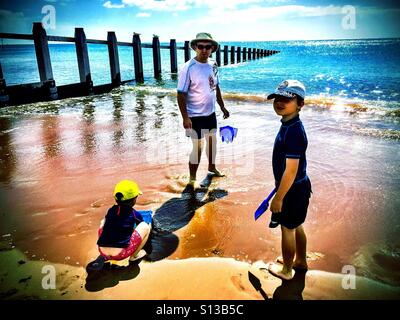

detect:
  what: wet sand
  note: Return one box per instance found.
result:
[1,87,400,299]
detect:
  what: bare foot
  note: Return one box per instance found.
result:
[268,262,294,280]
[187,179,201,189]
[208,168,225,177]
[129,249,147,262]
[276,256,308,270]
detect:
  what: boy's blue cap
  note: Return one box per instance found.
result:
[267,80,306,100]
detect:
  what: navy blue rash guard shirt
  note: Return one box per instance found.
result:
[272,115,308,185]
[97,205,143,248]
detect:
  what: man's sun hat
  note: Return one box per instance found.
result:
[114,180,142,201]
[190,32,219,53]
[267,80,306,100]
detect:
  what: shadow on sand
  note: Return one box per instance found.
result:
[144,173,228,261]
[248,269,307,300]
[85,256,142,292]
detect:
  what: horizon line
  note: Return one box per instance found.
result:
[1,36,399,46]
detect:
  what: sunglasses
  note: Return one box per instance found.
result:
[197,44,213,50]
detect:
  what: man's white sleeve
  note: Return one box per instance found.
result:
[177,64,190,93]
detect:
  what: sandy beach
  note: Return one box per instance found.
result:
[1,89,400,299]
[1,244,399,300]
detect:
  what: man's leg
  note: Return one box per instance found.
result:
[206,131,216,171]
[206,130,225,176]
[294,224,308,269]
[189,136,204,181]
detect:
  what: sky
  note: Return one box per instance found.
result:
[0,0,399,42]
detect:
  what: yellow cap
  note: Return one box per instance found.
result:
[113,180,142,201]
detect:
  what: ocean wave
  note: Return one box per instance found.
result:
[352,127,400,141]
[126,85,400,120]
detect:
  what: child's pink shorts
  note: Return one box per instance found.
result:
[97,227,142,261]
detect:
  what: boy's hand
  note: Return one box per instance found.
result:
[221,106,230,119]
[270,196,283,213]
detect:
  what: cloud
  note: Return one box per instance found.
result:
[0,9,24,19]
[121,0,264,11]
[44,0,76,4]
[0,9,27,33]
[184,4,345,26]
[103,1,126,9]
[136,12,151,18]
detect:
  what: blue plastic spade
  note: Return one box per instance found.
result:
[254,188,277,220]
[138,210,153,224]
[220,125,238,143]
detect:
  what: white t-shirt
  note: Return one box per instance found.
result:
[177,58,220,117]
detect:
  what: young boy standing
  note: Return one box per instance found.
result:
[266,80,312,281]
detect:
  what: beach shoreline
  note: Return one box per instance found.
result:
[1,248,399,300]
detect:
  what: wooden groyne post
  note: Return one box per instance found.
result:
[132,33,144,83]
[152,35,161,79]
[107,31,121,87]
[184,41,191,62]
[0,22,281,107]
[75,27,93,94]
[170,39,178,73]
[216,45,221,66]
[0,63,9,104]
[223,45,228,65]
[32,22,58,100]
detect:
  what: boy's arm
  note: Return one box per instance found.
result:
[99,218,105,228]
[177,92,192,129]
[216,85,229,119]
[270,158,299,213]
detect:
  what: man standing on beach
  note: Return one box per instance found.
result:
[177,32,230,187]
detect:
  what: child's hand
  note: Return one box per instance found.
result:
[270,196,283,213]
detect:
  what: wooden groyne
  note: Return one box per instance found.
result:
[0,22,280,107]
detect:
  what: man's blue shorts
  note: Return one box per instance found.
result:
[186,112,217,139]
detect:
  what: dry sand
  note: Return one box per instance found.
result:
[1,248,399,300]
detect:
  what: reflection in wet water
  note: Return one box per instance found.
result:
[0,117,16,185]
[154,95,164,130]
[81,102,97,155]
[111,94,124,150]
[134,93,147,143]
[42,116,62,159]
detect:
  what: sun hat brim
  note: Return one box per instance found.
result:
[190,39,219,53]
[267,90,298,100]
